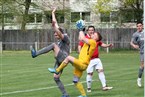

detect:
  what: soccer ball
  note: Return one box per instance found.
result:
[76,19,85,30]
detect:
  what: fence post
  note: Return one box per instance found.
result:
[106,31,109,53]
[35,42,38,51]
[0,42,2,53]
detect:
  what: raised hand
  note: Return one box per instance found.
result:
[52,7,57,13]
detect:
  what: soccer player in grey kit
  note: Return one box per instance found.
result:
[130,21,144,87]
[31,7,70,97]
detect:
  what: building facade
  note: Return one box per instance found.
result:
[0,0,137,30]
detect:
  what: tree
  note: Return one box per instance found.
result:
[21,0,31,31]
[119,0,143,22]
[0,0,16,29]
[93,0,112,14]
[0,0,33,31]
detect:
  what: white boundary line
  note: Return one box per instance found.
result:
[0,81,86,96]
[0,79,136,96]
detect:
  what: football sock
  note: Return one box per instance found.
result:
[36,43,54,56]
[56,62,67,72]
[86,74,92,89]
[138,67,144,78]
[75,82,86,96]
[54,77,68,95]
[98,72,106,87]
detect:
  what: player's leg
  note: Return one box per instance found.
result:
[54,73,69,97]
[48,56,78,73]
[137,53,144,87]
[86,73,93,92]
[73,72,87,97]
[49,52,70,96]
[86,59,96,92]
[30,43,60,58]
[96,58,113,91]
[48,56,87,74]
[53,61,69,97]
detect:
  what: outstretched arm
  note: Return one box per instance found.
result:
[101,43,113,48]
[52,7,64,39]
[79,31,89,44]
[130,41,139,49]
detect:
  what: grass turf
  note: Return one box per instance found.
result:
[0,51,144,97]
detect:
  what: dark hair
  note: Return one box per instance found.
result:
[58,27,64,34]
[136,21,143,25]
[87,25,95,31]
[95,32,102,41]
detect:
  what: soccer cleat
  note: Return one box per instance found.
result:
[77,95,87,97]
[61,95,70,97]
[48,68,59,74]
[30,46,37,58]
[87,88,91,92]
[102,86,113,91]
[137,78,142,87]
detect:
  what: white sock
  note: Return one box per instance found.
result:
[98,72,106,87]
[86,74,92,89]
[138,78,141,81]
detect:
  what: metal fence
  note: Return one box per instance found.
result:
[0,28,136,51]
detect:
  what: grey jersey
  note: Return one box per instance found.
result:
[57,34,70,55]
[131,31,144,54]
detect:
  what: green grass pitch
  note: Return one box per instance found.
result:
[0,51,144,97]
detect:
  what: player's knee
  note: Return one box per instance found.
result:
[51,43,56,46]
[87,74,92,82]
[73,76,79,83]
[64,56,72,63]
[54,77,60,81]
[73,80,78,83]
[97,69,104,73]
[87,72,93,76]
[141,62,144,68]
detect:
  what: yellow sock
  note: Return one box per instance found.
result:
[56,62,67,72]
[75,82,86,96]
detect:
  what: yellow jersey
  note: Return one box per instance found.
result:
[79,39,96,65]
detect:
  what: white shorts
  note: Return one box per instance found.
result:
[87,58,103,73]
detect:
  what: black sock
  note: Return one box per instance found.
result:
[138,67,144,78]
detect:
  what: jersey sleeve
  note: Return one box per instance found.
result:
[79,41,84,47]
[98,41,103,46]
[131,33,138,44]
[62,34,70,44]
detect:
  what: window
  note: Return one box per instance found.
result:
[56,11,64,23]
[120,9,142,23]
[4,13,14,23]
[36,13,42,23]
[71,12,80,22]
[27,13,42,23]
[82,12,90,22]
[110,11,118,22]
[0,14,2,23]
[27,14,35,23]
[100,11,118,22]
[45,10,64,23]
[44,11,52,23]
[71,12,90,22]
[100,13,110,22]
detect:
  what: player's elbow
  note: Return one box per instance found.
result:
[79,37,85,41]
[130,41,133,46]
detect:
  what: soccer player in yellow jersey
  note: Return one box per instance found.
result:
[48,25,102,97]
